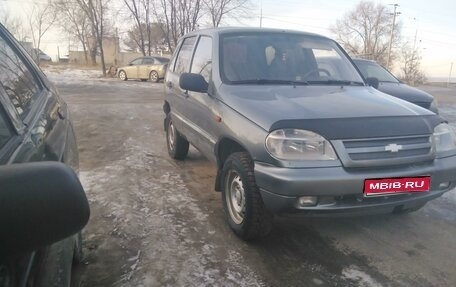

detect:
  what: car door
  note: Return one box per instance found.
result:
[125,57,142,79]
[0,24,78,285]
[185,35,217,161]
[165,36,199,145]
[0,31,74,167]
[140,57,155,79]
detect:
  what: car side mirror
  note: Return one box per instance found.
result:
[128,63,133,66]
[179,73,208,93]
[366,77,379,89]
[0,162,90,259]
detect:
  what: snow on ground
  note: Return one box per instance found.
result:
[72,97,264,286]
[342,266,383,287]
[42,66,153,88]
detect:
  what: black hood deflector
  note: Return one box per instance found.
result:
[270,115,443,140]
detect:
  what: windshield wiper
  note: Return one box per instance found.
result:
[307,80,365,86]
[229,79,309,86]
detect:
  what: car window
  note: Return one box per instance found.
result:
[174,36,197,74]
[130,58,142,65]
[190,36,212,82]
[221,32,363,84]
[354,60,399,83]
[143,58,155,65]
[0,34,41,119]
[0,106,14,149]
[156,57,169,64]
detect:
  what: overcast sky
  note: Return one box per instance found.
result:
[1,0,455,78]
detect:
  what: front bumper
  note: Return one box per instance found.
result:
[254,156,456,216]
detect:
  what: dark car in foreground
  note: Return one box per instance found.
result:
[353,58,438,112]
[163,27,456,240]
[0,24,89,286]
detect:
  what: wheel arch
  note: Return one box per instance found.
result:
[163,101,171,131]
[214,137,251,191]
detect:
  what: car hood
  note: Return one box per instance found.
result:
[377,82,434,103]
[218,84,441,140]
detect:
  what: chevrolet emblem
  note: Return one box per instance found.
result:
[385,143,403,153]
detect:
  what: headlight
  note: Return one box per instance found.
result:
[265,129,337,161]
[429,99,439,113]
[433,123,456,153]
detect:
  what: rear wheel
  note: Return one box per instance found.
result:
[118,70,127,81]
[166,116,189,160]
[222,152,272,240]
[149,70,159,83]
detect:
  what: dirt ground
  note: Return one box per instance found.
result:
[45,67,456,287]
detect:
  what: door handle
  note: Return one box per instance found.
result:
[166,81,173,88]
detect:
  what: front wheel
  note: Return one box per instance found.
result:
[149,70,159,83]
[222,152,272,240]
[166,116,189,160]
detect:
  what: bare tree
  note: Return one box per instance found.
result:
[400,43,426,86]
[142,0,153,55]
[124,22,165,54]
[27,1,57,63]
[54,0,92,64]
[330,1,401,66]
[123,0,147,55]
[0,8,30,41]
[203,0,251,27]
[153,0,202,52]
[76,0,110,76]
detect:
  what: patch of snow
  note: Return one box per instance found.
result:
[342,265,383,287]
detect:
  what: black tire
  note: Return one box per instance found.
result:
[221,152,273,240]
[149,70,159,83]
[166,116,189,160]
[118,70,128,81]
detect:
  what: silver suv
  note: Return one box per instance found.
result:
[163,28,456,240]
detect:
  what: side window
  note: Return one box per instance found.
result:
[131,58,142,65]
[174,36,196,74]
[0,34,41,119]
[190,36,212,82]
[0,106,14,149]
[143,58,154,65]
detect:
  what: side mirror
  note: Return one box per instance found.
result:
[0,162,90,259]
[128,63,134,66]
[179,73,208,93]
[366,77,379,89]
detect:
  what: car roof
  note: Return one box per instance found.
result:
[182,27,332,41]
[352,58,378,64]
[140,56,169,61]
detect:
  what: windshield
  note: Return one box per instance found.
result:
[220,32,364,85]
[354,60,399,83]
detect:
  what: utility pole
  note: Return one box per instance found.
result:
[386,4,400,69]
[259,0,263,28]
[412,17,419,51]
[448,62,453,87]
